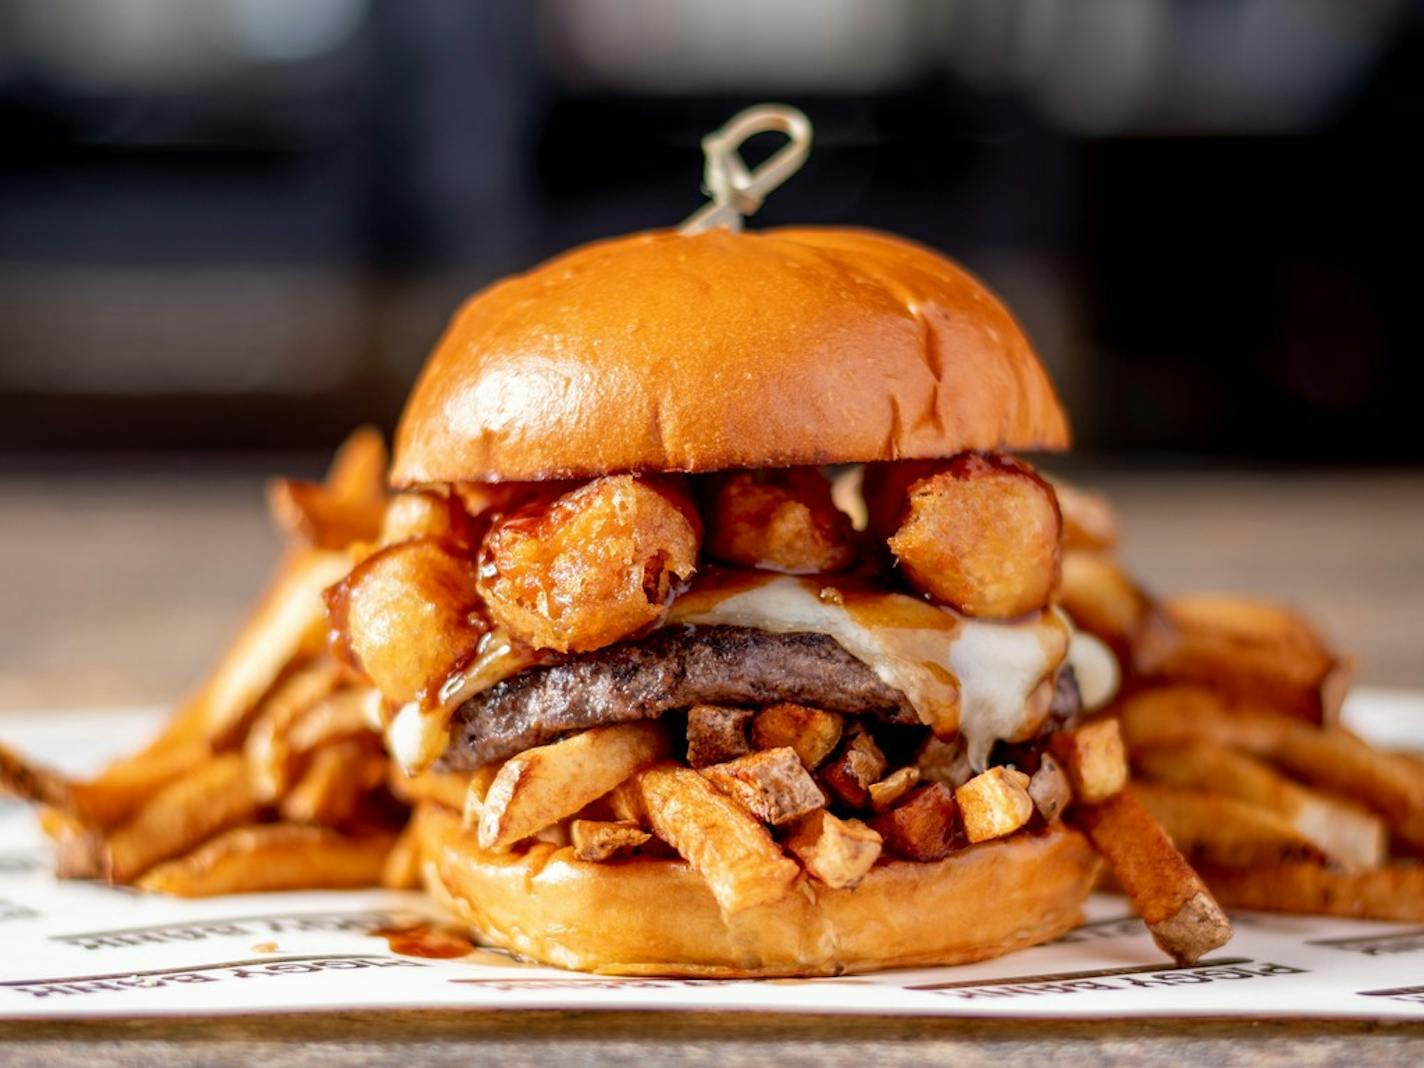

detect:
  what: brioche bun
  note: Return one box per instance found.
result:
[413,803,1099,977]
[392,227,1068,486]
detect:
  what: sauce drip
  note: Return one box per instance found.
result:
[370,923,478,960]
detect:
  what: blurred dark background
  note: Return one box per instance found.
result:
[1,0,1421,464]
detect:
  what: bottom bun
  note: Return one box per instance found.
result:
[412,804,1101,977]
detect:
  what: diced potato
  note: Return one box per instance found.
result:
[1049,718,1128,803]
[785,809,882,889]
[820,728,887,809]
[685,704,753,768]
[1028,753,1071,822]
[699,747,825,826]
[751,704,843,769]
[571,819,651,862]
[868,766,920,813]
[955,767,1034,843]
[869,783,961,861]
[915,735,973,789]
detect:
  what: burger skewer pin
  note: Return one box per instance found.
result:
[680,104,812,235]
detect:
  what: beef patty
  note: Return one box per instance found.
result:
[440,625,915,770]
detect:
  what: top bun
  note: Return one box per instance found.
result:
[391,226,1069,486]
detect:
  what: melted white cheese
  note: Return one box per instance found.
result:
[670,574,1070,769]
[383,632,535,774]
[1067,630,1120,711]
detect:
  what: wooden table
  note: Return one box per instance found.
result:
[1,460,1422,1064]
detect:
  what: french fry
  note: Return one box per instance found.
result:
[1132,782,1329,868]
[70,739,215,829]
[685,704,753,768]
[873,454,1061,619]
[1133,593,1350,724]
[478,475,701,653]
[390,765,493,811]
[1049,718,1128,803]
[136,824,395,897]
[869,783,961,861]
[704,469,855,574]
[1119,687,1424,849]
[476,723,669,850]
[635,763,800,912]
[4,732,208,831]
[1057,550,1155,661]
[1,743,75,812]
[266,427,387,550]
[243,663,344,802]
[1049,478,1119,551]
[279,739,387,826]
[784,809,882,889]
[1196,861,1424,923]
[956,767,1034,843]
[604,777,647,825]
[163,546,352,749]
[1028,754,1071,822]
[38,806,102,879]
[570,819,651,862]
[868,766,920,813]
[751,703,843,770]
[820,727,887,809]
[104,754,261,884]
[699,747,825,826]
[1133,742,1387,871]
[380,822,423,890]
[1074,791,1232,965]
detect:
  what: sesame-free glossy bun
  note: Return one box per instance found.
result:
[413,804,1099,977]
[391,227,1069,486]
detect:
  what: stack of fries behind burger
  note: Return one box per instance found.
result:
[1057,494,1424,921]
[5,206,1418,975]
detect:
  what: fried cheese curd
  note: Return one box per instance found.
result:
[703,468,857,574]
[477,475,702,654]
[864,453,1062,619]
[333,455,1063,717]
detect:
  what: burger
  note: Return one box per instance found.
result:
[317,221,1190,977]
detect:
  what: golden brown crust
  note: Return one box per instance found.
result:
[412,803,1099,977]
[392,227,1069,486]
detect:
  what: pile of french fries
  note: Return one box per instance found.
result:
[0,430,406,896]
[1055,481,1424,922]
